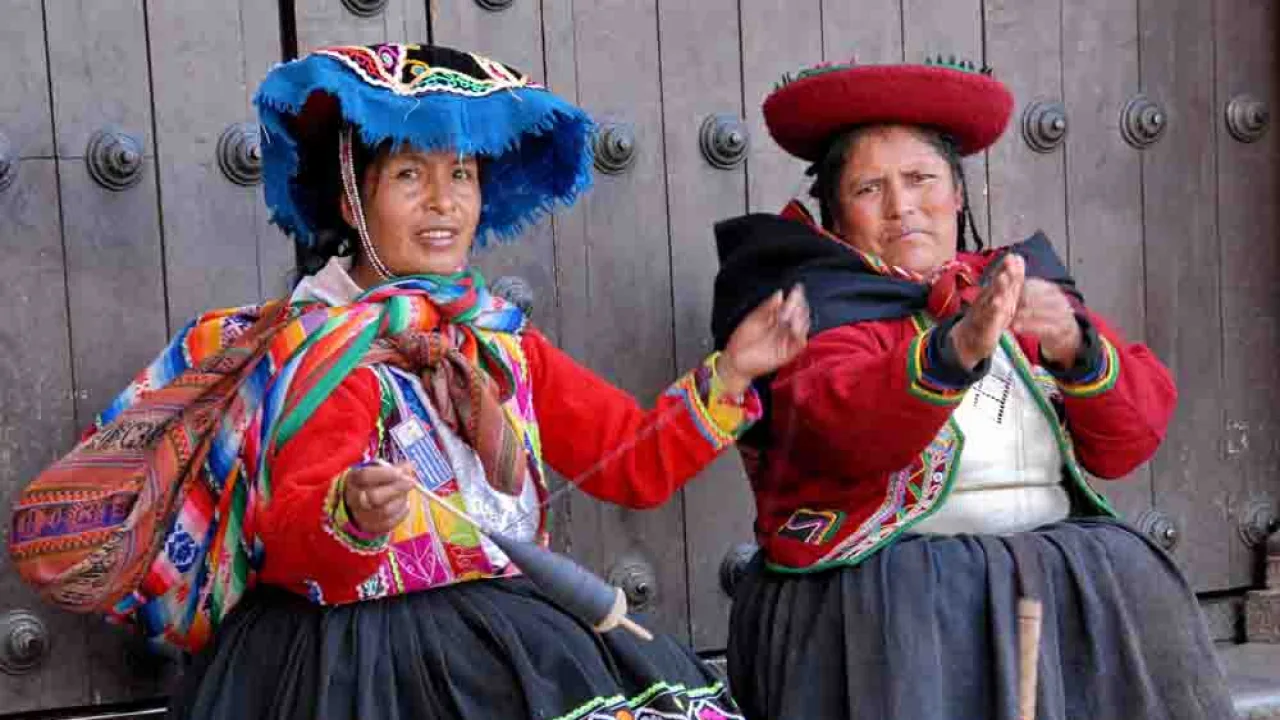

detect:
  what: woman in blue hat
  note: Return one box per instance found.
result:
[13,43,808,720]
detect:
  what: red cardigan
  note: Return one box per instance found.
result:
[750,277,1177,571]
[255,329,758,601]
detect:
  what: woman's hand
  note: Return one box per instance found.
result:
[951,254,1025,370]
[1011,278,1083,366]
[719,285,811,396]
[343,462,417,535]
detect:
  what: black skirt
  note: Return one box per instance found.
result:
[168,577,740,720]
[727,518,1236,720]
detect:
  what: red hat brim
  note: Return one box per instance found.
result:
[763,64,1014,161]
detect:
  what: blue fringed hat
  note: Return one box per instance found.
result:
[254,43,594,248]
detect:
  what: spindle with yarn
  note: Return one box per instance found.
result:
[372,460,653,641]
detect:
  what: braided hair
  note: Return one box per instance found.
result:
[807,125,985,252]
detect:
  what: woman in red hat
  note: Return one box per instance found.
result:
[711,59,1235,719]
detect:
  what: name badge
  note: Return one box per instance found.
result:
[390,418,454,490]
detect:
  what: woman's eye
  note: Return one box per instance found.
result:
[396,167,420,181]
[452,166,474,181]
[853,184,877,197]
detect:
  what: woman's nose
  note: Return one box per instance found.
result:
[883,181,912,219]
[423,175,457,212]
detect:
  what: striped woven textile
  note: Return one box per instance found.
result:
[9,271,528,653]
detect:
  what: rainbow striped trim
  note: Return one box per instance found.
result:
[663,354,763,449]
[1058,335,1120,398]
[906,329,967,406]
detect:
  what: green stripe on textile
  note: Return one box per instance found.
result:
[386,296,409,334]
[275,311,383,448]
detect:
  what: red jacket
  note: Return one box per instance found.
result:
[748,267,1177,571]
[257,329,759,602]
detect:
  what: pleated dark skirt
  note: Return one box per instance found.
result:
[727,518,1236,720]
[168,577,740,720]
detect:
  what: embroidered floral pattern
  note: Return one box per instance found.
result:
[551,681,743,720]
[817,420,962,565]
[317,43,537,97]
[164,526,200,573]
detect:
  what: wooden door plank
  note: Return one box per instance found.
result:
[539,0,591,559]
[1138,0,1228,591]
[43,0,175,704]
[242,2,295,300]
[1062,0,1152,520]
[657,0,749,651]
[1216,0,1280,589]
[740,0,822,213]
[43,0,154,163]
[432,1,561,344]
[902,0,989,243]
[822,0,903,65]
[147,0,285,329]
[44,0,169,433]
[550,0,689,642]
[0,153,90,711]
[983,0,1068,252]
[295,0,428,54]
[0,0,55,158]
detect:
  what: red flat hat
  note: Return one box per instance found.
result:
[764,61,1014,161]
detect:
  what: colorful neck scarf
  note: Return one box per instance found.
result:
[257,270,528,497]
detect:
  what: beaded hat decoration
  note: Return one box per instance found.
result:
[254,43,595,248]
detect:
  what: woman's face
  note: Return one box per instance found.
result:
[832,125,963,275]
[344,146,481,277]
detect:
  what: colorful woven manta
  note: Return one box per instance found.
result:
[9,271,530,652]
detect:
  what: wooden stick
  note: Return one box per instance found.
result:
[617,616,654,642]
[1017,597,1043,720]
[373,459,486,528]
[410,481,483,528]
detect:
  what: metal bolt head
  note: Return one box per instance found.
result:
[1121,94,1167,149]
[1226,94,1270,143]
[217,122,263,186]
[606,556,658,610]
[700,114,751,169]
[115,146,141,170]
[593,122,638,175]
[0,610,48,675]
[86,128,145,191]
[340,0,387,17]
[719,542,759,597]
[1021,100,1068,153]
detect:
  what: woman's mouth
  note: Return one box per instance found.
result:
[416,229,457,249]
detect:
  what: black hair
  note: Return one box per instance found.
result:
[291,128,389,281]
[807,125,985,252]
